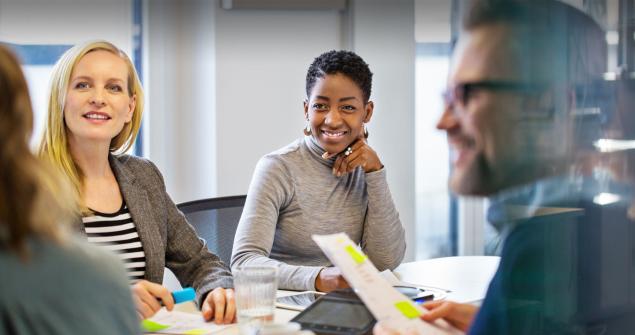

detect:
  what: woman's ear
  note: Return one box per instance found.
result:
[303,100,309,120]
[364,101,374,123]
[126,95,136,123]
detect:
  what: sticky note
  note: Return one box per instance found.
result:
[345,245,367,264]
[395,301,421,319]
[141,319,170,332]
[183,330,208,335]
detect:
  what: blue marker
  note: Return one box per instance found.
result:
[161,287,196,306]
[172,287,196,304]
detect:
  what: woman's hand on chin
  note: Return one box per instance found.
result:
[331,136,383,177]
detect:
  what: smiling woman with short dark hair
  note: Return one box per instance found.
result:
[231,50,406,292]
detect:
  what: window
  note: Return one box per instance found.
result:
[5,44,70,148]
[414,43,454,259]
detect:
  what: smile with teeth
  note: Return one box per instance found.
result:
[321,130,347,138]
[83,112,111,120]
[452,142,471,151]
[449,135,476,151]
[450,138,477,166]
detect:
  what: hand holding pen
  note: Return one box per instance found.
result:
[322,132,383,176]
[132,280,176,320]
[133,282,235,324]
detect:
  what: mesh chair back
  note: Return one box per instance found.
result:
[177,195,247,266]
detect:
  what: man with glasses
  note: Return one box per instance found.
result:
[376,0,635,334]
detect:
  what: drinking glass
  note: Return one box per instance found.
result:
[234,265,278,330]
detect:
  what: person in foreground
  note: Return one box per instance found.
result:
[39,40,235,323]
[0,45,139,334]
[232,50,406,292]
[376,0,635,334]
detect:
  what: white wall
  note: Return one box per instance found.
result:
[415,0,452,43]
[145,0,218,202]
[146,2,346,202]
[0,0,132,53]
[351,0,416,261]
[214,7,343,197]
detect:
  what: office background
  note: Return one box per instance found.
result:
[0,0,607,262]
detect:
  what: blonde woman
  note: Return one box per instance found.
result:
[39,40,235,323]
[0,45,138,334]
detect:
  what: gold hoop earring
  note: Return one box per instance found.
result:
[303,121,312,136]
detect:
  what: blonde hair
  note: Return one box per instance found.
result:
[39,40,144,204]
[0,45,76,256]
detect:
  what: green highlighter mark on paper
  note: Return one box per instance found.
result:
[141,319,170,332]
[345,245,367,264]
[395,301,421,319]
[183,330,208,335]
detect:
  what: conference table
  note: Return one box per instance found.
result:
[394,256,500,304]
[156,256,500,334]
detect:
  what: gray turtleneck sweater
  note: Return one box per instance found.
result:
[231,136,406,291]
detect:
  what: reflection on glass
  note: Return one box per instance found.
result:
[435,0,635,333]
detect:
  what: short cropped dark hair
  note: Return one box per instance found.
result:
[305,50,373,103]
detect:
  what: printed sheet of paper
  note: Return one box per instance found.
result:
[312,233,464,335]
[141,309,233,334]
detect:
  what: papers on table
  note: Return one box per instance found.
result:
[141,309,233,334]
[312,233,464,335]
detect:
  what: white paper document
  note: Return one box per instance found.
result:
[312,233,464,335]
[142,309,233,334]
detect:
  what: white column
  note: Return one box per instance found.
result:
[145,0,217,202]
[458,197,486,255]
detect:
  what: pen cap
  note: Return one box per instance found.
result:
[172,287,196,304]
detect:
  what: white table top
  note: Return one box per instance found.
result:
[394,256,500,304]
[155,256,500,333]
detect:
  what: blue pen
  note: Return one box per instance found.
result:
[413,292,434,304]
[160,287,196,306]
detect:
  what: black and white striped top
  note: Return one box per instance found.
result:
[83,202,146,282]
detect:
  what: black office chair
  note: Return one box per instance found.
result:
[177,195,247,266]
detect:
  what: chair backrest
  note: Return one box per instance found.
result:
[177,195,247,266]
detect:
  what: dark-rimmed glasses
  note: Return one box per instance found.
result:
[443,80,547,115]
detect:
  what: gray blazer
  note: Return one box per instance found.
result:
[74,154,233,305]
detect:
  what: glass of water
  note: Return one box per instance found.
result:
[234,265,278,329]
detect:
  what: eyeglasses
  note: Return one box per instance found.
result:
[443,80,547,115]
